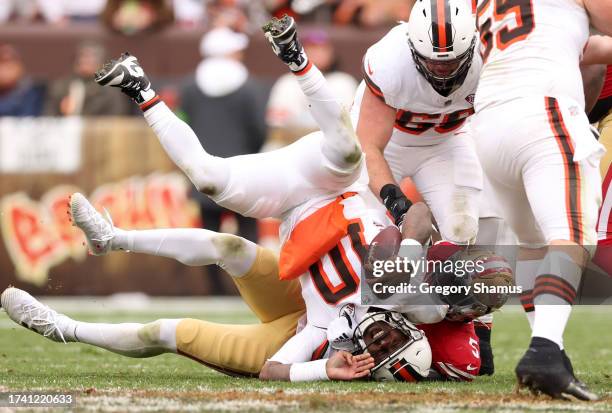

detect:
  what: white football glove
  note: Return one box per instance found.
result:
[327,304,358,352]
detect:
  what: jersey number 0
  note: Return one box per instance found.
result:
[309,221,368,304]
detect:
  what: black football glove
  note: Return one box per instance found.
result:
[380,184,412,226]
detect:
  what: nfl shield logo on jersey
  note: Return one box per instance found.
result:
[465,94,475,105]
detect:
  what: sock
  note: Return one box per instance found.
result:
[531,251,582,348]
[143,102,229,197]
[112,228,258,277]
[294,64,361,172]
[532,305,571,349]
[515,258,541,329]
[139,93,161,111]
[70,319,181,357]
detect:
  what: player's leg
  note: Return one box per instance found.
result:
[1,287,179,357]
[474,97,601,400]
[520,99,602,346]
[70,193,305,323]
[410,137,482,244]
[95,54,356,219]
[175,310,304,377]
[95,53,230,199]
[1,287,302,376]
[262,15,363,180]
[70,192,258,275]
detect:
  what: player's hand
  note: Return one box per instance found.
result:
[326,351,375,381]
[380,184,412,226]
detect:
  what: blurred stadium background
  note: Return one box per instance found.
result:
[0,0,418,296]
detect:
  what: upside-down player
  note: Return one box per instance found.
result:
[1,16,490,383]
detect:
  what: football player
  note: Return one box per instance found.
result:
[71,14,492,382]
[0,196,454,382]
[91,13,445,350]
[2,191,504,382]
[354,0,483,245]
[0,16,461,383]
[471,0,612,401]
[353,0,511,376]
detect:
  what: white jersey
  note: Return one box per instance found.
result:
[288,190,448,329]
[351,23,482,147]
[296,192,391,328]
[474,0,589,111]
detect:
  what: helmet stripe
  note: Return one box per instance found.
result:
[431,0,453,52]
[391,360,420,382]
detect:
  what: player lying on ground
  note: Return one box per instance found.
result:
[1,191,506,382]
[2,16,503,382]
[8,15,516,383]
[83,14,484,382]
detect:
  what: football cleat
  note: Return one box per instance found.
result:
[94,52,155,104]
[69,193,115,256]
[262,15,309,72]
[515,337,598,401]
[562,349,589,389]
[1,287,75,343]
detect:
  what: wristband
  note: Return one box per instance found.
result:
[289,359,329,382]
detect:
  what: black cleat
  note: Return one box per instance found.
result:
[262,15,309,72]
[475,324,494,376]
[94,53,155,104]
[516,337,598,401]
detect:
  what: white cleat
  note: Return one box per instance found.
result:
[69,192,115,256]
[1,287,74,343]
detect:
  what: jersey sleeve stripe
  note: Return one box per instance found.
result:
[361,56,385,102]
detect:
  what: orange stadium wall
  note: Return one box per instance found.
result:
[0,117,222,296]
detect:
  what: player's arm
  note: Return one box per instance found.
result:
[356,86,396,198]
[582,35,612,65]
[259,352,375,381]
[584,1,612,36]
[581,63,606,113]
[357,87,412,225]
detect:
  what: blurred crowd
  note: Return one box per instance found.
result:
[0,0,411,32]
[0,5,365,289]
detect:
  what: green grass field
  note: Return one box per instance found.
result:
[0,299,610,412]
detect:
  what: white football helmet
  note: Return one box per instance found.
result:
[407,0,477,96]
[353,309,432,382]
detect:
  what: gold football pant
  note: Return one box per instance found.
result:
[175,247,305,376]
